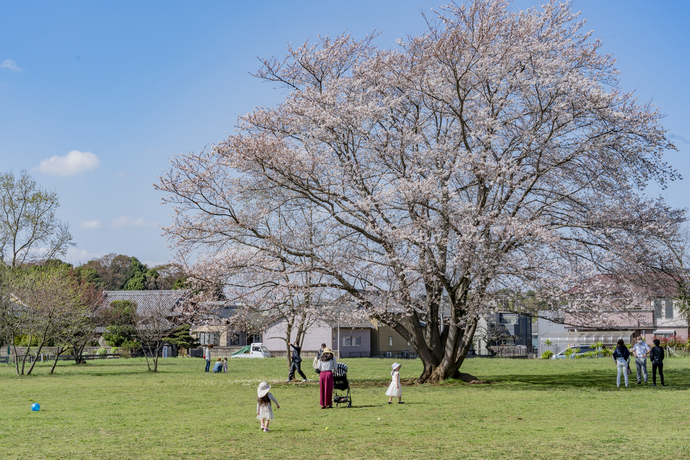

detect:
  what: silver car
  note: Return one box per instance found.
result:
[552,345,596,359]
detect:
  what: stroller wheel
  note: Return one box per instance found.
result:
[347,399,352,408]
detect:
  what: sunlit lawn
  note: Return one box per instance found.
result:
[1,355,689,459]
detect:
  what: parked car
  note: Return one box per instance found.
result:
[230,343,271,358]
[552,345,596,359]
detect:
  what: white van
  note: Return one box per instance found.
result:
[230,343,271,358]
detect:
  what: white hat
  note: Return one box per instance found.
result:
[257,382,271,397]
[391,362,401,370]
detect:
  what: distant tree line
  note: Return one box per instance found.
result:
[78,253,186,291]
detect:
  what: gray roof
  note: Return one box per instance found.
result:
[103,290,189,316]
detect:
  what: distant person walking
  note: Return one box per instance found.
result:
[256,382,280,432]
[632,336,650,385]
[287,341,308,382]
[613,339,631,388]
[204,345,212,373]
[386,362,404,404]
[650,339,666,386]
[314,343,327,375]
[317,347,337,408]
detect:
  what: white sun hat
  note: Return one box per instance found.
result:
[257,382,271,397]
[391,362,401,370]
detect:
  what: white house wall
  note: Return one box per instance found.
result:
[263,319,332,352]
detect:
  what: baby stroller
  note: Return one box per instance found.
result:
[332,362,352,408]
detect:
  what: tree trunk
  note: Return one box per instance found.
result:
[74,340,88,365]
[152,346,159,372]
[50,347,66,375]
[416,316,479,384]
[26,338,48,375]
[12,344,20,376]
[284,322,293,366]
[20,335,34,375]
[143,344,152,371]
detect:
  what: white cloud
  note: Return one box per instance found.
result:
[64,247,104,265]
[143,260,166,268]
[111,216,155,227]
[38,150,101,176]
[1,59,22,71]
[79,220,102,230]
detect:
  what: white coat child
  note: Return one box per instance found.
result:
[386,362,404,404]
[256,382,280,432]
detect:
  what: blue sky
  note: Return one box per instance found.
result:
[1,0,688,267]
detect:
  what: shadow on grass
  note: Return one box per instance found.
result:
[486,366,690,391]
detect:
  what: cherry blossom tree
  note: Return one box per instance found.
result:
[158,0,683,382]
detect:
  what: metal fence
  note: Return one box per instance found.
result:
[467,345,533,359]
[12,353,121,363]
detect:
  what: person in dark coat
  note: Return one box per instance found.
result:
[612,339,630,388]
[650,339,666,386]
[287,341,308,382]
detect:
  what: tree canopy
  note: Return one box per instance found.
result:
[159,0,684,382]
[0,171,74,266]
[80,254,185,291]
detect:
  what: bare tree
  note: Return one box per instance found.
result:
[181,202,331,363]
[0,171,74,267]
[132,291,186,372]
[49,274,104,372]
[7,267,80,375]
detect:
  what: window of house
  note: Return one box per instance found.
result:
[343,336,361,347]
[250,333,261,344]
[389,336,393,347]
[654,299,663,319]
[228,333,240,346]
[500,315,518,324]
[199,332,218,346]
[665,299,674,319]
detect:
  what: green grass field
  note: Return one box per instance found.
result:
[1,356,689,459]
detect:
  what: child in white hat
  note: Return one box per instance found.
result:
[385,363,404,404]
[256,382,280,432]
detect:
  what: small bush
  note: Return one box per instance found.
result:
[541,350,554,359]
[119,348,131,359]
[110,347,119,354]
[97,348,107,356]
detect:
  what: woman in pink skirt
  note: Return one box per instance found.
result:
[317,347,337,408]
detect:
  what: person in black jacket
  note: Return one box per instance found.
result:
[287,341,308,382]
[612,339,631,388]
[650,339,666,386]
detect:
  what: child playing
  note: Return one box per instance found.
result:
[386,362,404,404]
[256,382,280,432]
[222,357,228,373]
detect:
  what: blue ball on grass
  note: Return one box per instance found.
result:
[31,403,40,411]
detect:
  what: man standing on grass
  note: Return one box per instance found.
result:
[204,345,212,373]
[632,337,650,385]
[287,341,308,382]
